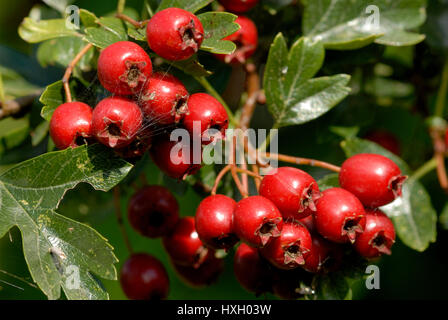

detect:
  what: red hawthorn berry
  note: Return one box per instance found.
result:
[139,72,189,125]
[162,217,208,268]
[150,135,202,180]
[172,251,224,288]
[303,233,334,273]
[339,153,407,208]
[354,209,396,259]
[233,243,273,295]
[233,195,283,248]
[128,185,179,238]
[219,0,259,13]
[92,97,143,149]
[314,188,366,244]
[97,41,152,95]
[299,215,316,233]
[259,167,321,220]
[120,253,169,300]
[215,15,258,64]
[49,102,92,150]
[182,93,229,145]
[195,194,239,250]
[260,221,312,270]
[364,130,401,155]
[146,8,204,61]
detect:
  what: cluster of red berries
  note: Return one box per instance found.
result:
[119,153,405,300]
[120,185,224,300]
[49,5,261,179]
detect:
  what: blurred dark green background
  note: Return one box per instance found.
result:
[1,0,448,300]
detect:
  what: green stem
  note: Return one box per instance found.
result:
[117,0,126,14]
[410,157,437,182]
[194,76,238,126]
[435,58,448,118]
[257,123,278,153]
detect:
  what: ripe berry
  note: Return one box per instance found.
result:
[364,130,400,155]
[92,97,143,148]
[49,102,92,150]
[215,15,258,64]
[183,93,229,145]
[139,72,189,125]
[354,209,396,259]
[147,8,204,61]
[128,185,179,238]
[314,188,366,243]
[120,253,169,300]
[162,217,208,268]
[259,167,321,220]
[339,153,407,208]
[233,196,283,247]
[299,215,316,233]
[150,135,202,179]
[219,0,259,13]
[260,221,312,270]
[234,243,273,295]
[195,195,238,250]
[173,251,224,288]
[233,196,283,248]
[97,41,152,95]
[303,234,334,273]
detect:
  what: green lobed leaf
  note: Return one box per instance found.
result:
[18,18,80,43]
[168,55,213,77]
[42,0,74,14]
[37,37,95,71]
[198,12,239,54]
[317,173,339,191]
[302,0,427,50]
[264,34,351,128]
[0,144,132,299]
[341,137,437,252]
[83,17,128,49]
[315,273,351,300]
[79,9,98,28]
[157,0,214,13]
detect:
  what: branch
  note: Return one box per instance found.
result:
[62,43,93,103]
[113,187,134,253]
[430,128,448,193]
[0,91,42,119]
[265,153,341,173]
[116,13,148,28]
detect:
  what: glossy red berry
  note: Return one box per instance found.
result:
[147,8,204,61]
[339,153,407,208]
[219,0,259,13]
[97,41,152,95]
[299,215,316,233]
[120,253,169,300]
[260,221,312,270]
[259,167,321,220]
[314,188,366,243]
[139,72,189,125]
[354,209,395,259]
[150,136,202,179]
[233,195,283,248]
[92,97,143,148]
[128,185,179,238]
[173,251,224,288]
[195,195,238,250]
[162,217,208,268]
[215,15,258,64]
[183,93,229,145]
[364,130,400,155]
[303,234,333,273]
[233,243,273,295]
[49,102,92,150]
